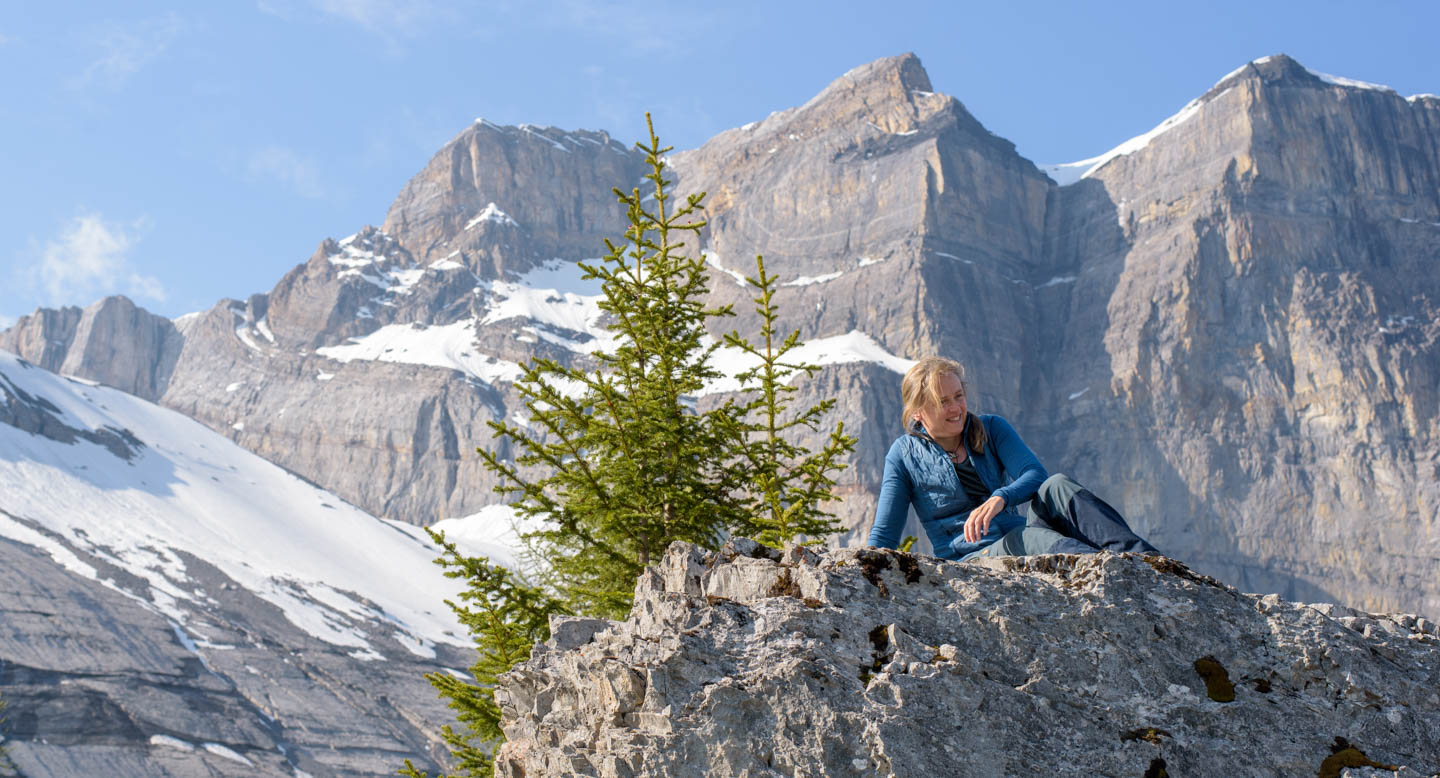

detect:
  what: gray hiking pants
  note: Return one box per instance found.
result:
[968,473,1159,559]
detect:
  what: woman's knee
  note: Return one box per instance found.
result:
[1039,472,1082,501]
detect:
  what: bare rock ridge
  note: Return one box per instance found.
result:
[0,295,183,402]
[382,121,649,270]
[493,539,1440,777]
[2,52,1438,618]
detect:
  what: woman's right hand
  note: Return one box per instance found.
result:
[963,495,1007,543]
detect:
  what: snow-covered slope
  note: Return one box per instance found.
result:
[0,348,471,659]
[315,254,918,393]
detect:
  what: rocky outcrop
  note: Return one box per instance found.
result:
[494,539,1440,777]
[381,121,649,271]
[0,296,183,402]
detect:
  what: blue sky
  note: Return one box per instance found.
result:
[2,1,1437,327]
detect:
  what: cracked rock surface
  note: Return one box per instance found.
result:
[495,539,1440,777]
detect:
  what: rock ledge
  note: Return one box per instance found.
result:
[496,540,1439,777]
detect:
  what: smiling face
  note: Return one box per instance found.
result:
[913,371,967,448]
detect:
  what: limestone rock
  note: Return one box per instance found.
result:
[494,540,1440,777]
[0,296,182,402]
[381,121,648,270]
[1027,54,1440,616]
[673,52,1051,360]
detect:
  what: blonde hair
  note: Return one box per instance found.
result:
[900,356,987,454]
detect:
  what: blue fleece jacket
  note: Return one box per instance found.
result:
[868,413,1048,560]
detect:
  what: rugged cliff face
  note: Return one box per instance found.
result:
[673,54,1050,365]
[667,55,1053,528]
[1027,55,1440,615]
[493,539,1440,777]
[381,122,648,271]
[0,296,184,402]
[2,53,1436,616]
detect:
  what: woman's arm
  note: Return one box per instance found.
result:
[987,415,1049,507]
[867,443,913,549]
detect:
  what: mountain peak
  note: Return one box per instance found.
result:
[380,117,647,268]
[1211,53,1400,98]
[832,51,933,93]
[796,52,934,116]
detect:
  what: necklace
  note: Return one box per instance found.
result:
[917,427,965,463]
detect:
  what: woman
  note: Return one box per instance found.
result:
[868,356,1158,561]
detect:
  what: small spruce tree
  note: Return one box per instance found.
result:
[723,256,857,546]
[405,116,854,778]
[403,114,745,778]
[476,114,747,619]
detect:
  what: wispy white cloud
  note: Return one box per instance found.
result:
[29,213,166,306]
[69,14,184,90]
[0,314,15,331]
[246,145,327,199]
[126,274,168,302]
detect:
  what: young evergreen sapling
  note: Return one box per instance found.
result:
[475,113,745,620]
[406,115,856,778]
[723,255,857,546]
[400,534,564,778]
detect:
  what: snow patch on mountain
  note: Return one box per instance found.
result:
[316,257,914,395]
[465,202,518,230]
[319,258,615,383]
[412,503,547,574]
[699,330,915,396]
[0,349,470,656]
[480,258,611,351]
[1041,89,1228,185]
[704,251,751,288]
[784,271,843,287]
[328,230,430,298]
[709,251,890,289]
[1306,67,1395,94]
[317,319,525,385]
